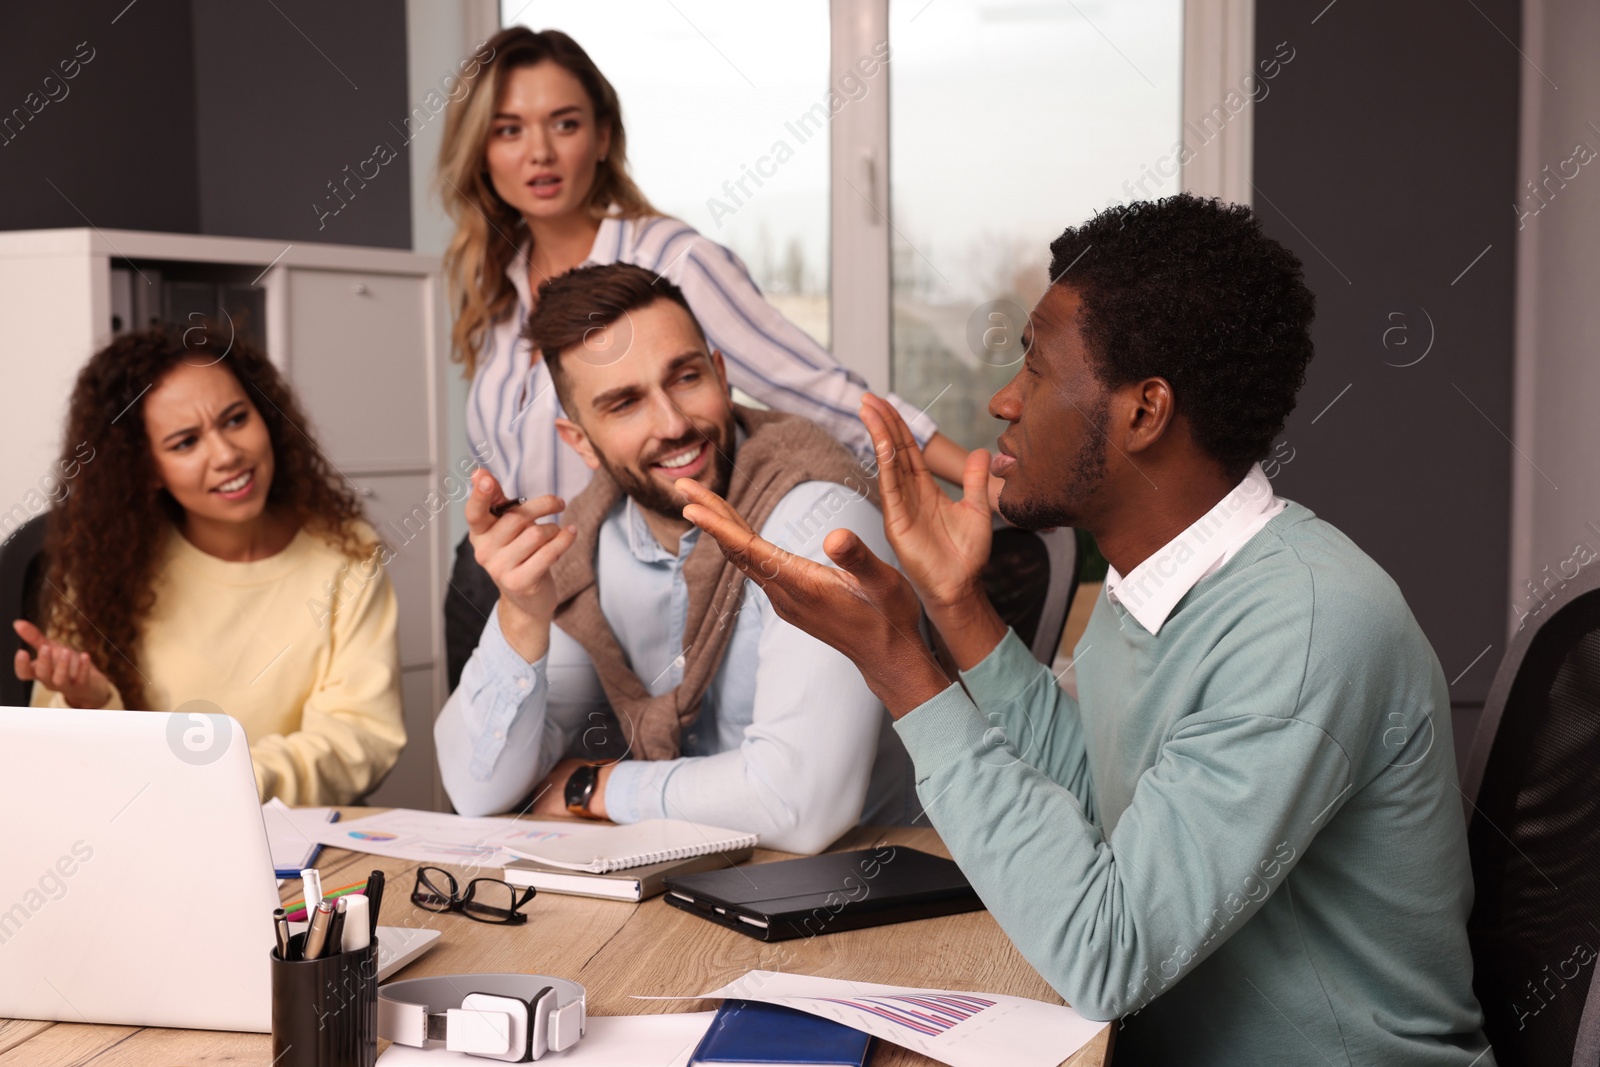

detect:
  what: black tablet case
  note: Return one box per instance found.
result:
[663,847,984,942]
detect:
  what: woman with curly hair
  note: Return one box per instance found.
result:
[11,325,404,805]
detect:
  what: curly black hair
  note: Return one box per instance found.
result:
[1048,193,1315,479]
[40,324,371,710]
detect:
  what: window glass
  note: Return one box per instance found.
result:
[888,0,1183,449]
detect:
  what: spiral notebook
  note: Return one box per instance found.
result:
[504,818,759,874]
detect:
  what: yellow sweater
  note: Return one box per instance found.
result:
[33,524,404,805]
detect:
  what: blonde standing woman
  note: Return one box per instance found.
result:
[437,26,972,682]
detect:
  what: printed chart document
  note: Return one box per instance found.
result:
[312,808,601,868]
[645,971,1107,1067]
[376,1011,713,1065]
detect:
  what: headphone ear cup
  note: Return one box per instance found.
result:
[454,991,537,1061]
[526,985,555,1060]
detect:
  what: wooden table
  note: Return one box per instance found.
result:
[0,814,1110,1066]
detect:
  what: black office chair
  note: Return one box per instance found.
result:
[1577,963,1600,1067]
[1459,563,1600,1067]
[980,519,1079,666]
[0,512,50,708]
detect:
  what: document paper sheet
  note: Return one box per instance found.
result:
[310,808,600,868]
[657,970,1108,1067]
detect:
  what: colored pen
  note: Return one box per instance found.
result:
[281,879,368,921]
[365,870,385,940]
[490,496,527,518]
[304,900,336,960]
[273,907,292,960]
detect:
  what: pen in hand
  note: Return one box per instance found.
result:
[490,497,527,518]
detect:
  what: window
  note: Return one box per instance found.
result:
[500,0,1189,444]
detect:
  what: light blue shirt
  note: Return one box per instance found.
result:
[435,480,916,854]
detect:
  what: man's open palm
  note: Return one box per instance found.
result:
[860,394,992,610]
[675,479,936,690]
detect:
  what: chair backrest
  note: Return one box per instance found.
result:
[0,512,49,707]
[1459,562,1600,1067]
[980,520,1079,665]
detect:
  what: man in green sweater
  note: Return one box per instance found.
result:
[678,194,1494,1065]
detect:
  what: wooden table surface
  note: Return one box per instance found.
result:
[0,813,1110,1066]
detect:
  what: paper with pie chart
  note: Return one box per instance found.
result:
[311,808,599,868]
[643,970,1107,1067]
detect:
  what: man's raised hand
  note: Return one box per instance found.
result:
[859,394,992,611]
[466,469,578,662]
[859,395,1010,671]
[676,477,951,717]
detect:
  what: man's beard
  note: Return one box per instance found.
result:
[596,415,735,520]
[997,396,1109,530]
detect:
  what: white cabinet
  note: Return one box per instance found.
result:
[367,665,443,810]
[285,269,433,470]
[348,472,440,669]
[0,228,452,810]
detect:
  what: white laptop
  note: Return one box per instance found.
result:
[0,705,438,1033]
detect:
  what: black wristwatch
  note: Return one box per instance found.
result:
[564,763,602,818]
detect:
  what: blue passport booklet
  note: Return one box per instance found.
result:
[690,1000,874,1066]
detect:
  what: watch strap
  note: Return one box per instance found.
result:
[565,763,600,817]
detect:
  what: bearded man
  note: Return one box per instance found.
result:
[435,263,913,853]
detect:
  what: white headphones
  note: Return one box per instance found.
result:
[378,974,585,1061]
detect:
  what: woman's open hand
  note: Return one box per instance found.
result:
[13,619,113,709]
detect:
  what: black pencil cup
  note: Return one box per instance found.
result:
[270,934,378,1067]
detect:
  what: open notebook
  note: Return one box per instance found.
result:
[505,819,758,874]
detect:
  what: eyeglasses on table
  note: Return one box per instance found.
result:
[411,866,537,925]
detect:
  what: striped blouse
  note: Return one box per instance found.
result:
[464,212,937,502]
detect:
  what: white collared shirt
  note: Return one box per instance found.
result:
[1104,464,1287,635]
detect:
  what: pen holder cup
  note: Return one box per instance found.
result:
[271,935,378,1067]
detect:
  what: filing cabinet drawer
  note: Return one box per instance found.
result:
[350,472,446,668]
[286,268,430,469]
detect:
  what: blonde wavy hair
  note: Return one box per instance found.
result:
[438,27,657,376]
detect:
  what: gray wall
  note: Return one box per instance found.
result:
[0,0,411,249]
[192,1,412,248]
[1253,0,1521,759]
[0,2,200,233]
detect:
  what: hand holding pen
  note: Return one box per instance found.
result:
[465,471,576,665]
